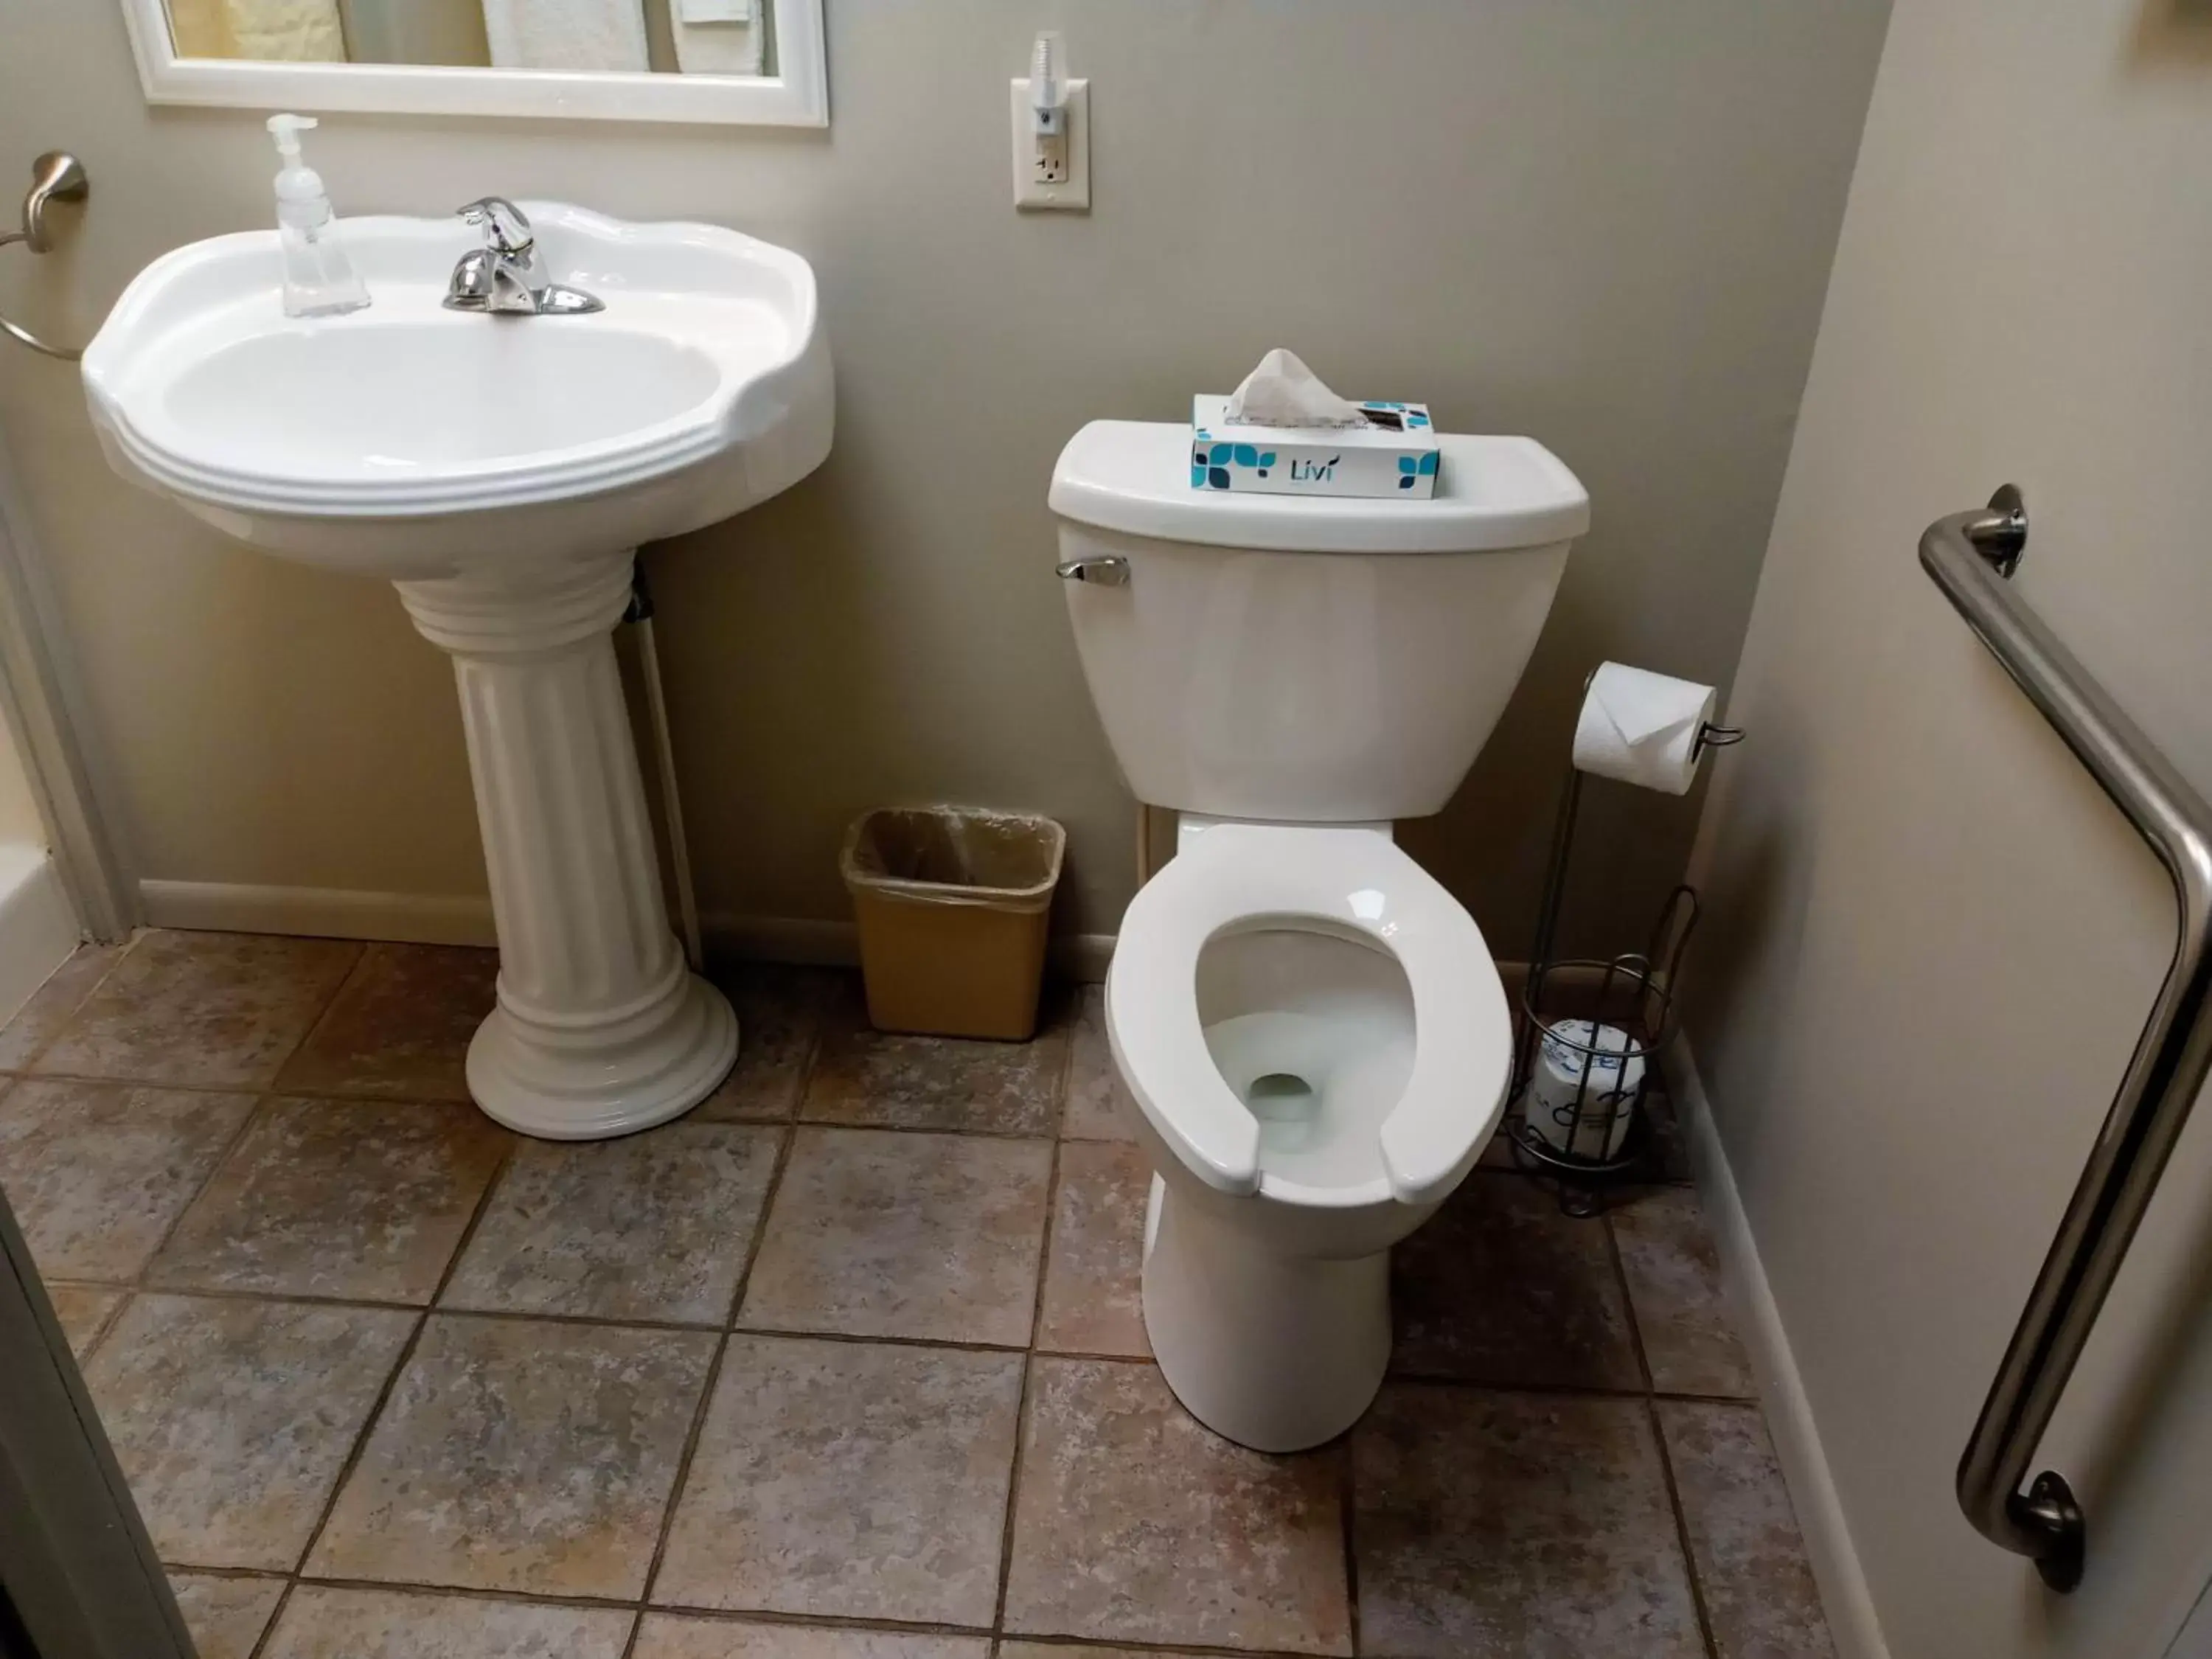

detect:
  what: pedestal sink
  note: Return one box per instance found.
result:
[81,204,833,1138]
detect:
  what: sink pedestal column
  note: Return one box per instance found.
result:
[397,553,736,1140]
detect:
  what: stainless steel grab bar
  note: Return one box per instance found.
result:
[1924,486,2212,1593]
[0,153,88,362]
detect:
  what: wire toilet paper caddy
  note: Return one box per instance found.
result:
[1506,701,1742,1214]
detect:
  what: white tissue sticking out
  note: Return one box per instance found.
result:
[1222,347,1368,428]
[1571,662,1719,796]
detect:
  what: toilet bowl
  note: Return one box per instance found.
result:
[1051,417,1588,1448]
[1108,818,1512,1451]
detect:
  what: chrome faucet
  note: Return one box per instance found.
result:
[443,198,604,316]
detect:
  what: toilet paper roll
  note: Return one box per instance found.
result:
[1571,662,1718,796]
[1529,1020,1645,1162]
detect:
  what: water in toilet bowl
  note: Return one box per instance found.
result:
[1194,922,1415,1190]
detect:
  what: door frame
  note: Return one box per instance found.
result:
[0,1183,192,1657]
[0,428,138,943]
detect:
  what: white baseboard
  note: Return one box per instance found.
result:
[1666,1032,1891,1659]
[135,880,1120,981]
[140,879,500,947]
[0,845,83,1027]
[705,911,1116,983]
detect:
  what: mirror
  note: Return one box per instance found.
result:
[119,0,826,126]
[165,0,766,77]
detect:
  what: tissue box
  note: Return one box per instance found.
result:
[1191,396,1439,499]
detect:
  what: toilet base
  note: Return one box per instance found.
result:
[1141,1175,1391,1453]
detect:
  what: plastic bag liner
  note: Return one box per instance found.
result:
[841,807,1066,1040]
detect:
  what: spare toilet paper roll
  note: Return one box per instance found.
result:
[1529,1020,1645,1161]
[1571,662,1718,796]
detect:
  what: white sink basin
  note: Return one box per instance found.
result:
[81,206,835,1141]
[84,204,830,575]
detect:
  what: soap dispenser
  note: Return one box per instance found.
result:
[265,114,369,318]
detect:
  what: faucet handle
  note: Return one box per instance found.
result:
[456,197,533,255]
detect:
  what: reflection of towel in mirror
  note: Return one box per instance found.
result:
[168,0,345,60]
[482,0,650,72]
[671,11,762,76]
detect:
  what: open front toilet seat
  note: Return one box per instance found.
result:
[1104,820,1514,1450]
[1108,821,1513,1206]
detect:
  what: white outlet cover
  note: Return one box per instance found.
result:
[678,0,750,22]
[1011,77,1090,211]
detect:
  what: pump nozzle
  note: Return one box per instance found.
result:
[266,112,319,166]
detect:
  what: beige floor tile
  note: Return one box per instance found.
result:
[693,964,837,1122]
[36,930,361,1088]
[45,1281,126,1357]
[274,943,498,1102]
[739,1127,1049,1346]
[0,1079,257,1281]
[0,944,126,1070]
[636,1617,989,1659]
[1004,1357,1351,1655]
[310,1313,714,1599]
[1353,1385,1702,1659]
[86,1293,414,1571]
[261,1584,634,1658]
[1037,1139,1151,1357]
[1389,1174,1642,1390]
[999,1648,1191,1659]
[444,1121,780,1324]
[1610,1186,1756,1397]
[149,1097,509,1303]
[1659,1401,1835,1659]
[168,1573,287,1659]
[804,980,1067,1135]
[653,1335,1023,1625]
[1060,984,1135,1142]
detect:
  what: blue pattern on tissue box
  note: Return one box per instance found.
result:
[1396,452,1441,489]
[1192,436,1279,491]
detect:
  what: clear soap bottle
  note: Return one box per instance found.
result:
[266,114,369,318]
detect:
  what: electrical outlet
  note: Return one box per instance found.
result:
[1011,77,1090,211]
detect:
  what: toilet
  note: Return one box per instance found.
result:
[1051,418,1589,1451]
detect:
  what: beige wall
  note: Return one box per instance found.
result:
[0,713,44,847]
[1686,1,2212,1653]
[0,1,1888,950]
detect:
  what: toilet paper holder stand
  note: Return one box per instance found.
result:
[1506,695,1743,1213]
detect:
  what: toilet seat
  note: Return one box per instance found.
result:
[1107,822,1511,1208]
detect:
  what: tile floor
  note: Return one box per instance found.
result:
[1,931,1836,1659]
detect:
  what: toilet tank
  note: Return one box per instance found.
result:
[1051,421,1589,822]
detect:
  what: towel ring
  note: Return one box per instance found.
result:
[0,153,90,363]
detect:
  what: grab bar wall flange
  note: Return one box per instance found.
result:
[1924,485,2212,1593]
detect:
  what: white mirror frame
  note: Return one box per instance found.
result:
[117,0,827,127]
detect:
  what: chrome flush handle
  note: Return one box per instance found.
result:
[1055,555,1130,587]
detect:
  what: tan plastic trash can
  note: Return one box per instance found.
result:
[841,806,1067,1041]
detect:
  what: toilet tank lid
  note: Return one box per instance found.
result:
[1049,420,1590,554]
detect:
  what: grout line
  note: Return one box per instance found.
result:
[1338,1430,1362,1657]
[1604,1213,1719,1659]
[977,1633,1343,1659]
[280,1573,642,1613]
[790,1113,1060,1144]
[136,1092,279,1281]
[990,1135,1065,1635]
[268,941,376,1091]
[269,1131,521,1645]
[989,995,1085,1636]
[14,1067,489,1112]
[625,1112,803,1646]
[1,931,142,1076]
